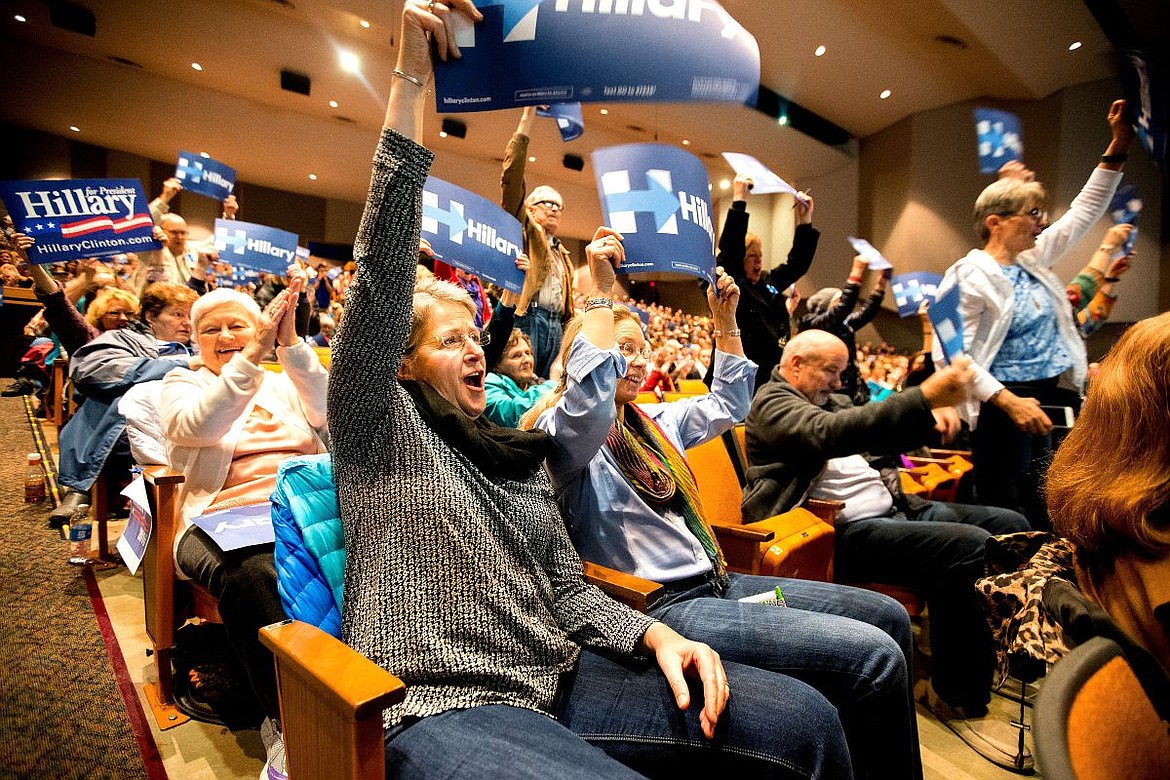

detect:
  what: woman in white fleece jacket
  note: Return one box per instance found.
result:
[159,278,327,778]
[933,99,1134,527]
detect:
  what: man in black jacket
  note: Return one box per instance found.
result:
[742,329,1033,772]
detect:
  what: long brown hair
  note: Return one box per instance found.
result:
[518,305,642,430]
[1047,312,1170,577]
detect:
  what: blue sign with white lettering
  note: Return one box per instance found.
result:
[890,271,943,318]
[975,108,1023,174]
[1121,51,1166,173]
[537,102,585,142]
[0,178,162,263]
[433,1,759,112]
[175,151,237,201]
[592,143,715,283]
[213,219,299,275]
[422,176,525,293]
[929,283,965,364]
[1109,183,1141,258]
[191,502,274,552]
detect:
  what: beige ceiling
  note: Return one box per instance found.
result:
[0,0,1116,240]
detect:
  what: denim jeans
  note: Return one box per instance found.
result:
[384,651,852,779]
[176,527,286,720]
[835,501,1030,712]
[515,305,564,380]
[648,573,918,780]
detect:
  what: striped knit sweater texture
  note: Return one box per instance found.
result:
[329,129,654,729]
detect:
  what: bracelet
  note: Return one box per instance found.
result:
[392,69,425,88]
[584,297,613,312]
[713,328,742,338]
[1100,152,1128,164]
[1104,276,1121,283]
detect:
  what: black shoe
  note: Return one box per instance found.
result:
[48,490,87,529]
[2,378,37,397]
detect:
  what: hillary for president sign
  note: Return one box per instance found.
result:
[434,0,759,112]
[422,176,526,293]
[175,151,236,201]
[592,143,715,283]
[213,219,299,275]
[0,178,161,263]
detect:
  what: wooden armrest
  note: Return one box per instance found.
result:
[142,464,185,486]
[905,456,951,467]
[583,561,665,612]
[802,498,844,524]
[929,448,972,459]
[260,620,404,780]
[900,466,929,477]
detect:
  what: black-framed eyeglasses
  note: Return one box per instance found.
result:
[536,200,563,213]
[617,341,651,360]
[999,207,1047,222]
[432,329,491,351]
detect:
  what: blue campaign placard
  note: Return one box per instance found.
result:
[191,503,274,553]
[1108,183,1141,258]
[1121,51,1167,173]
[0,178,162,263]
[537,102,585,142]
[213,219,299,275]
[175,151,236,201]
[422,176,525,293]
[929,283,965,364]
[592,143,715,283]
[434,1,758,112]
[974,108,1023,174]
[890,272,943,318]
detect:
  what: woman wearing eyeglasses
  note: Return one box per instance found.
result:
[933,100,1134,529]
[522,253,920,779]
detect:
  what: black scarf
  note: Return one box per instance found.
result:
[401,380,550,481]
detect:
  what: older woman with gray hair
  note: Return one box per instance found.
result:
[159,272,327,779]
[932,99,1134,528]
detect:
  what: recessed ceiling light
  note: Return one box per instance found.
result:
[600,108,609,115]
[682,139,690,146]
[200,151,211,158]
[879,89,892,100]
[439,131,448,138]
[329,100,339,108]
[719,178,730,191]
[814,45,826,57]
[15,14,27,22]
[308,174,318,181]
[339,50,361,74]
[528,156,537,163]
[191,62,203,71]
[69,125,80,133]
[359,19,371,29]
[778,115,789,126]
[1068,41,1082,51]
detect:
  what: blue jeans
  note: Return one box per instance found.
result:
[384,651,852,779]
[835,501,1030,712]
[649,574,918,780]
[515,306,563,380]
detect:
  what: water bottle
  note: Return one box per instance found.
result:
[67,503,93,565]
[24,453,45,503]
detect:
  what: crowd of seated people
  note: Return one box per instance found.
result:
[5,3,1159,777]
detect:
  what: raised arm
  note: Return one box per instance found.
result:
[716,175,752,281]
[501,106,537,218]
[769,194,819,290]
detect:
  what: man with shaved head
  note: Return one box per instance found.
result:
[742,329,1034,772]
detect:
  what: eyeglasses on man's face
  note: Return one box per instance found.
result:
[433,329,491,351]
[535,200,563,213]
[617,341,651,360]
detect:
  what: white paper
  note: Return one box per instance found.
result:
[116,476,153,575]
[846,237,893,270]
[720,152,808,202]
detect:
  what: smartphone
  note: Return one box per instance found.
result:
[1040,405,1075,428]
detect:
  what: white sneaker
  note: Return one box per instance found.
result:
[922,684,1034,773]
[259,717,288,780]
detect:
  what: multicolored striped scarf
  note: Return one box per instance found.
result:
[606,404,728,594]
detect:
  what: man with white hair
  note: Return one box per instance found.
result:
[501,106,576,377]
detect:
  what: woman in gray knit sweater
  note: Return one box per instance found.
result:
[324,2,852,778]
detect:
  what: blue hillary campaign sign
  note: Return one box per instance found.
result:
[975,108,1023,174]
[1109,183,1141,258]
[537,102,585,142]
[434,1,759,112]
[422,176,525,293]
[175,151,236,201]
[890,272,943,318]
[213,219,299,275]
[192,503,274,552]
[1121,51,1167,173]
[928,283,965,364]
[0,178,161,263]
[592,143,715,283]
